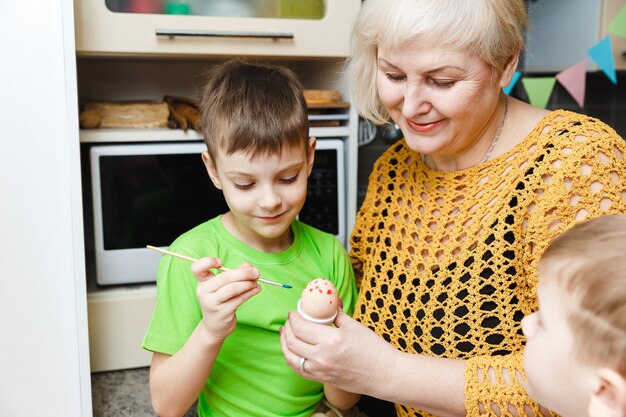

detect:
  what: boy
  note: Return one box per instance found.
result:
[142,60,360,417]
[522,215,626,417]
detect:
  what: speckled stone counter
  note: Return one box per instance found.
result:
[91,367,197,417]
[90,367,394,416]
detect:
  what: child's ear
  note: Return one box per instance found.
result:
[202,151,222,190]
[306,137,317,176]
[589,368,626,417]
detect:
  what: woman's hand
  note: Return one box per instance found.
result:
[191,257,262,342]
[280,309,399,396]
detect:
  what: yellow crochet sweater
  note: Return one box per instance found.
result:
[350,110,626,417]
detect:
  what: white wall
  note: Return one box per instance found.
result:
[0,1,91,416]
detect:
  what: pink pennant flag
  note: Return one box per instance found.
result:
[556,61,587,108]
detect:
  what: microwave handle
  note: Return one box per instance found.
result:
[155,29,294,40]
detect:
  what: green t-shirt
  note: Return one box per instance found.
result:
[142,216,357,417]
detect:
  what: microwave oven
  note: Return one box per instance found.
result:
[84,139,346,286]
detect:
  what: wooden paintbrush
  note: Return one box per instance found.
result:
[146,245,292,289]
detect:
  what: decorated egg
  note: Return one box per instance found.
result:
[297,278,339,325]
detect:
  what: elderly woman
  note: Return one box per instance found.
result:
[281,1,626,416]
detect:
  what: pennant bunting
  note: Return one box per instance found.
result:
[510,6,626,108]
[607,3,626,38]
[521,77,557,109]
[555,61,587,108]
[588,36,617,84]
[503,71,521,95]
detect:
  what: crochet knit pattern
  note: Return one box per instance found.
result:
[350,110,626,417]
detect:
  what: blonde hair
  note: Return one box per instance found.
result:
[199,60,309,162]
[347,0,527,124]
[538,215,626,377]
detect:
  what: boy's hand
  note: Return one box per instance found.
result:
[191,257,262,342]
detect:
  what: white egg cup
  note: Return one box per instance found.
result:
[297,299,338,326]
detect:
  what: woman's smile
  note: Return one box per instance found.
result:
[406,118,445,133]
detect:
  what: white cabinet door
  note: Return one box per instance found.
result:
[524,0,601,72]
[74,0,360,58]
[0,0,90,416]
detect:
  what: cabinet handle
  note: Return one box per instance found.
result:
[155,29,294,40]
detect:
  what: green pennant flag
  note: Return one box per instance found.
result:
[608,4,626,38]
[521,77,557,109]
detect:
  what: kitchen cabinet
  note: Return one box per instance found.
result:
[75,0,359,57]
[601,0,626,70]
[523,0,601,72]
[75,1,361,372]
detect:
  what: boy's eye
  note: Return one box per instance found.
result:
[280,175,299,184]
[233,182,254,190]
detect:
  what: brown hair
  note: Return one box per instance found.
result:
[199,60,309,161]
[538,215,626,376]
[347,0,528,124]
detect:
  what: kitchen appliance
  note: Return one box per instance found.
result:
[85,139,346,285]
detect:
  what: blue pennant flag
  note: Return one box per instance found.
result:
[588,36,617,84]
